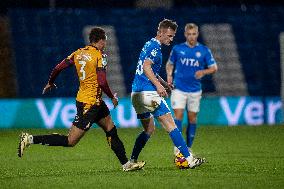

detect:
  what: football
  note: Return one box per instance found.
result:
[175,153,189,169]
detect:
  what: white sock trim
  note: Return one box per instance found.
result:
[185,155,194,164]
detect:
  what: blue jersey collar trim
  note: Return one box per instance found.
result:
[152,38,161,46]
[185,42,200,48]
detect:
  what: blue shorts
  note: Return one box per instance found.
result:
[137,99,170,119]
[131,91,171,120]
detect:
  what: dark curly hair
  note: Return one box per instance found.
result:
[89,27,106,43]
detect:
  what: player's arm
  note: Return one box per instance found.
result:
[143,59,168,97]
[166,48,176,85]
[166,61,174,85]
[42,58,74,94]
[195,64,218,79]
[97,68,118,108]
[157,75,174,93]
[195,48,218,79]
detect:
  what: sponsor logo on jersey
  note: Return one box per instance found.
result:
[180,58,200,67]
[195,51,201,58]
[151,49,157,57]
[76,53,92,61]
[180,51,185,55]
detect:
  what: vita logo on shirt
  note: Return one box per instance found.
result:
[180,58,200,67]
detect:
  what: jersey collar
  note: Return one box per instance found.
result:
[185,42,199,48]
[88,45,99,50]
[152,38,161,46]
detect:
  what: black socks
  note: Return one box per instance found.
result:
[105,126,128,165]
[33,134,69,147]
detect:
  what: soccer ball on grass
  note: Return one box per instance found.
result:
[174,153,189,169]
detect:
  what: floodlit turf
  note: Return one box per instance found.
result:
[0,126,284,189]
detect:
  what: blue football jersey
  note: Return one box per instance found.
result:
[132,38,162,92]
[169,42,216,92]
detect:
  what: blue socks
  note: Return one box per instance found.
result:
[131,124,194,159]
[169,128,190,158]
[130,131,150,160]
[186,123,196,148]
[174,119,182,133]
[174,119,197,149]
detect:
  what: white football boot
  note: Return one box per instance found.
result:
[130,159,146,169]
[18,132,33,157]
[122,160,146,172]
[186,155,205,169]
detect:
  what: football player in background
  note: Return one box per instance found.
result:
[130,19,204,168]
[18,27,144,172]
[166,23,218,156]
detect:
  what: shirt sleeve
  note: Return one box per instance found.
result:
[97,52,108,69]
[48,55,75,84]
[97,68,114,99]
[96,51,113,98]
[205,48,217,67]
[145,46,159,64]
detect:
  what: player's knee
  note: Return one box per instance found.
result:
[188,112,197,123]
[144,126,155,136]
[189,118,197,124]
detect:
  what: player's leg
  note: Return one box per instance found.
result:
[129,92,157,162]
[18,125,86,157]
[96,101,144,171]
[171,89,187,155]
[130,115,154,162]
[154,99,204,168]
[157,112,190,157]
[173,109,184,132]
[186,111,197,148]
[153,98,189,157]
[33,125,85,147]
[172,109,184,155]
[18,101,91,157]
[185,91,202,148]
[171,89,187,133]
[97,114,129,166]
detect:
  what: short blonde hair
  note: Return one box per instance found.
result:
[185,23,198,32]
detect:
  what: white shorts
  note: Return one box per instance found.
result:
[171,89,202,113]
[131,91,170,119]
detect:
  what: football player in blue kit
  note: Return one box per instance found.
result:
[130,19,205,169]
[166,23,218,156]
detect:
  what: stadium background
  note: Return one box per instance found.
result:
[0,1,284,189]
[0,0,283,128]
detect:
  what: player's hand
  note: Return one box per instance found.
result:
[111,93,118,108]
[195,70,205,79]
[165,83,174,94]
[42,83,57,94]
[156,83,168,98]
[166,83,174,91]
[167,75,173,86]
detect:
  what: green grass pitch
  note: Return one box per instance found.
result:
[0,126,284,189]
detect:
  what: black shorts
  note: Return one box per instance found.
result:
[72,100,110,131]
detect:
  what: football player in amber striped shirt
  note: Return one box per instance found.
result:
[18,27,145,171]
